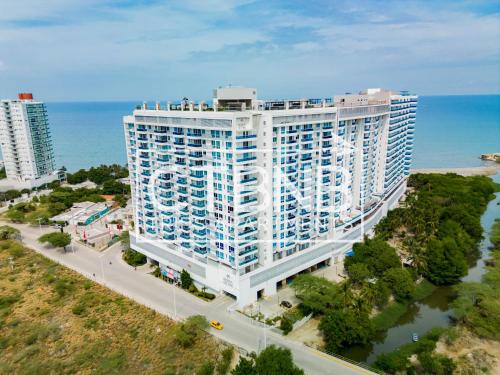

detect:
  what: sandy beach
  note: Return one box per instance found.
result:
[411,164,499,176]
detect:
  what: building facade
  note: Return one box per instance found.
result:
[123,87,417,306]
[0,93,60,189]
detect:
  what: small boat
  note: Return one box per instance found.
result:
[412,333,419,342]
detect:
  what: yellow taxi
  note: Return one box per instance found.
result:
[210,320,224,330]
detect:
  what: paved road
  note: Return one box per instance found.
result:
[10,223,374,375]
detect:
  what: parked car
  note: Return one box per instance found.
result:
[210,320,224,330]
[280,300,292,308]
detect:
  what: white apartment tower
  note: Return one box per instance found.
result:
[0,93,59,189]
[124,87,417,306]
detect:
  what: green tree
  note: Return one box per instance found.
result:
[291,274,341,315]
[231,357,257,375]
[319,309,373,352]
[38,232,71,250]
[372,279,391,308]
[21,188,31,195]
[425,237,467,285]
[102,179,129,195]
[180,269,193,289]
[383,268,415,301]
[231,346,303,375]
[345,237,400,277]
[66,169,88,184]
[374,350,410,373]
[346,263,370,285]
[255,345,304,375]
[113,194,128,207]
[48,202,68,216]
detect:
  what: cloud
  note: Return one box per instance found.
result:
[0,0,498,100]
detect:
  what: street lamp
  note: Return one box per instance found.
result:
[36,217,43,233]
[173,283,177,319]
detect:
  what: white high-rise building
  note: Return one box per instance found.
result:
[0,93,61,189]
[123,87,417,306]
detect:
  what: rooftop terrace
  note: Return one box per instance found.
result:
[134,86,414,113]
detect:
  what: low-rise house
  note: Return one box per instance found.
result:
[51,201,112,226]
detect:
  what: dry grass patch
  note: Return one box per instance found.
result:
[0,239,224,374]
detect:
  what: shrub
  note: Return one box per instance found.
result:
[53,277,75,297]
[280,317,293,335]
[216,347,233,375]
[175,315,209,348]
[195,290,216,300]
[199,361,215,375]
[122,249,146,267]
[6,209,25,223]
[374,350,410,373]
[418,352,455,375]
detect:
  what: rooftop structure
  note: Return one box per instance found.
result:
[123,86,417,306]
[51,201,112,226]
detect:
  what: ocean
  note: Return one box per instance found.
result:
[5,95,500,172]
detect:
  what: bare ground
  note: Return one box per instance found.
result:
[287,317,324,349]
[411,165,500,177]
[436,329,500,375]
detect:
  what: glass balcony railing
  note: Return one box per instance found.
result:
[239,256,258,266]
[240,197,257,205]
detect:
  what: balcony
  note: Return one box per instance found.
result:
[239,245,258,256]
[240,197,258,206]
[192,210,206,218]
[240,176,258,185]
[236,134,257,140]
[239,256,258,267]
[236,156,257,163]
[237,144,257,151]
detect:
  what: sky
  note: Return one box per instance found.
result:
[0,0,499,101]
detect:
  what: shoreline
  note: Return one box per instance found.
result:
[411,164,499,176]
